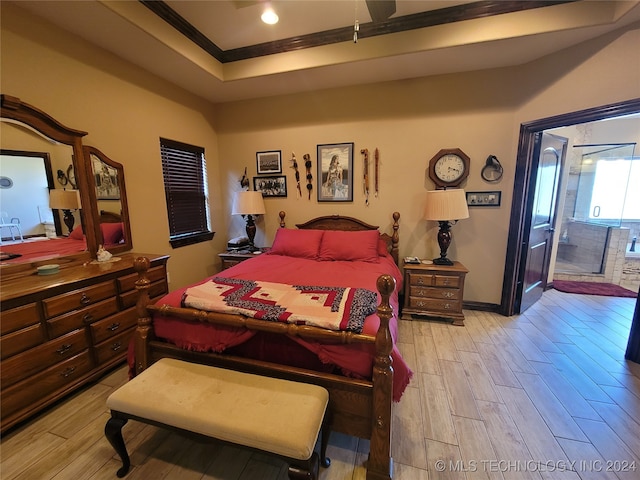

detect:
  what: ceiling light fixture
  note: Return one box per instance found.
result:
[261,5,278,25]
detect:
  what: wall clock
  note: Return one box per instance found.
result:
[481,155,503,182]
[428,148,470,188]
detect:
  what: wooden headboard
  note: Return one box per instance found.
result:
[99,210,122,223]
[277,211,400,265]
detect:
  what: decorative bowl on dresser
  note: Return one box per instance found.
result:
[0,253,169,433]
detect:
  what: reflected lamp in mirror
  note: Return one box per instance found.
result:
[49,189,81,234]
[424,188,469,266]
[231,190,266,251]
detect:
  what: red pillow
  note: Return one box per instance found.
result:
[269,228,324,259]
[378,237,390,256]
[69,225,84,240]
[318,230,380,263]
[101,222,124,245]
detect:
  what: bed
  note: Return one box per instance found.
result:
[132,211,411,480]
[0,211,126,264]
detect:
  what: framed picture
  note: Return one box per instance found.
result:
[317,142,354,202]
[256,150,282,174]
[253,175,287,197]
[92,156,120,200]
[466,191,501,207]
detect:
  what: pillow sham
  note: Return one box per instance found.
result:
[378,237,390,256]
[101,222,124,245]
[269,228,324,259]
[69,225,84,240]
[318,229,380,263]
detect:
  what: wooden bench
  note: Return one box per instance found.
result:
[105,358,331,479]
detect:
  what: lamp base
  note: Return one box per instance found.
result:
[433,257,454,266]
[62,209,75,235]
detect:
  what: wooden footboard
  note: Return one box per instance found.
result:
[133,260,396,480]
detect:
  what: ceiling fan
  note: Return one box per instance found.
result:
[366,0,396,22]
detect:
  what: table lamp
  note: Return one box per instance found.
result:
[49,189,81,234]
[424,188,469,265]
[232,190,266,251]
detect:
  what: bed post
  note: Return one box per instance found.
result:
[368,274,396,480]
[134,257,152,374]
[279,210,286,228]
[390,212,400,265]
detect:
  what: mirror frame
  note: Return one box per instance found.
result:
[83,145,132,254]
[1,94,133,262]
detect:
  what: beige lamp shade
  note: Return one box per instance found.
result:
[424,189,469,221]
[232,190,266,216]
[49,189,81,210]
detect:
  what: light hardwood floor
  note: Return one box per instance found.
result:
[1,288,638,480]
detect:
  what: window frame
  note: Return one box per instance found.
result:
[160,137,214,248]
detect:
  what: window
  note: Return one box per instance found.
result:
[160,138,213,248]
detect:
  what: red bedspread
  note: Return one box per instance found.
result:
[150,252,412,401]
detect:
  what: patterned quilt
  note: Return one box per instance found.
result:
[181,277,378,333]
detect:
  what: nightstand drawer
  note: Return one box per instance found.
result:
[408,296,462,313]
[410,286,461,300]
[409,273,461,288]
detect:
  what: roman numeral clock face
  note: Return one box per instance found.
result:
[428,148,470,188]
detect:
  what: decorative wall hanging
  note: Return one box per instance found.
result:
[290,152,302,198]
[304,154,312,200]
[481,155,504,182]
[317,142,353,202]
[466,191,501,207]
[256,150,282,174]
[239,167,250,189]
[428,148,470,188]
[361,148,369,205]
[56,169,68,186]
[92,157,120,200]
[374,147,380,198]
[253,175,287,197]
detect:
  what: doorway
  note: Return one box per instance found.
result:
[501,98,640,316]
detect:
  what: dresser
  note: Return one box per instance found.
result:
[402,261,468,326]
[0,253,169,433]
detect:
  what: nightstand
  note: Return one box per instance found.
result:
[402,260,468,326]
[219,249,269,270]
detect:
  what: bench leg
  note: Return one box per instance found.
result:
[105,415,131,478]
[288,452,319,480]
[319,411,331,468]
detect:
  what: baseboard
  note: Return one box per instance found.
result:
[463,301,501,313]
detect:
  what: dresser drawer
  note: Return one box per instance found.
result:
[47,297,119,338]
[409,273,461,288]
[94,328,133,365]
[1,351,93,420]
[90,308,138,345]
[1,329,89,388]
[408,296,462,314]
[42,281,117,319]
[1,302,40,335]
[409,286,461,301]
[117,265,166,293]
[119,280,167,309]
[0,324,45,360]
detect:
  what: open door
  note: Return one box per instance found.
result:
[516,132,567,313]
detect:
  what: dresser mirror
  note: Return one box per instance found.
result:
[84,145,132,254]
[0,94,133,266]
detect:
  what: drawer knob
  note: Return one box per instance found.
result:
[80,293,91,306]
[60,366,77,378]
[82,313,93,324]
[417,278,424,285]
[443,303,451,309]
[107,322,120,332]
[56,343,72,355]
[111,342,122,352]
[443,279,451,285]
[417,301,426,307]
[442,292,454,298]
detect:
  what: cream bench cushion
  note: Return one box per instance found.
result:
[106,358,329,461]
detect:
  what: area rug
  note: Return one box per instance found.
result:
[553,280,637,298]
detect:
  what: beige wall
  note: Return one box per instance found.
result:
[1,3,227,289]
[214,23,640,305]
[2,2,639,304]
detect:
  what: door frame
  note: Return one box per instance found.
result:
[500,97,640,316]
